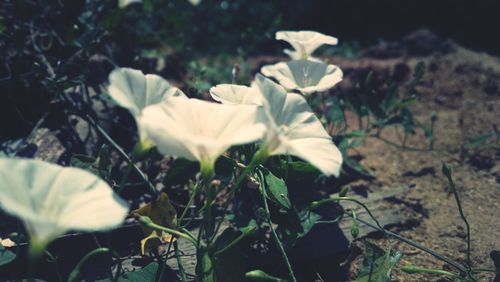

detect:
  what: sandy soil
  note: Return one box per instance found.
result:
[326,30,500,281]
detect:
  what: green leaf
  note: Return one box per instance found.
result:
[412,61,426,84]
[465,132,495,148]
[199,228,249,282]
[350,139,364,148]
[351,211,359,238]
[261,167,292,210]
[327,96,345,123]
[381,84,399,113]
[71,154,97,173]
[0,246,16,266]
[119,262,158,281]
[70,145,112,180]
[343,156,374,179]
[276,210,322,247]
[339,186,349,197]
[199,251,215,282]
[245,270,286,281]
[491,250,500,271]
[357,242,402,282]
[280,160,321,178]
[163,158,199,187]
[344,91,368,117]
[96,145,112,173]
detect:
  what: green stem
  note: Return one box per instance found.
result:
[210,149,267,243]
[178,182,203,226]
[200,181,216,241]
[310,197,386,234]
[371,134,429,152]
[175,242,188,282]
[471,268,497,273]
[85,114,157,197]
[258,169,297,282]
[138,216,199,247]
[26,239,48,281]
[401,265,460,278]
[116,156,135,194]
[353,215,468,274]
[213,226,256,257]
[442,164,472,268]
[311,196,470,274]
[68,248,120,282]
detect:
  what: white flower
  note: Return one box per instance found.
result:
[261,59,342,95]
[107,68,186,142]
[187,0,202,6]
[209,84,262,105]
[276,30,338,60]
[0,158,129,256]
[119,0,142,8]
[210,75,343,176]
[283,49,322,62]
[137,97,266,179]
[108,68,186,117]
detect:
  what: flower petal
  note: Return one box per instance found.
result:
[108,68,186,117]
[209,84,262,105]
[252,74,287,120]
[0,158,128,244]
[139,98,266,165]
[287,138,342,177]
[276,30,338,58]
[261,60,342,95]
[108,68,146,116]
[250,77,343,176]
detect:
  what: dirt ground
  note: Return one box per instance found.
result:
[325,30,500,281]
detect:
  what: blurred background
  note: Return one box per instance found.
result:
[1,0,499,141]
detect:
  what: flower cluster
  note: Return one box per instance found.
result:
[263,30,343,95]
[0,30,343,263]
[105,30,344,178]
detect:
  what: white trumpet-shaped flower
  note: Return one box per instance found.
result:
[210,75,343,176]
[187,0,202,6]
[0,158,129,256]
[276,30,338,60]
[108,67,186,117]
[107,67,186,145]
[209,84,262,105]
[137,97,266,179]
[118,0,142,8]
[261,60,342,95]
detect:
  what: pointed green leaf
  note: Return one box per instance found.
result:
[465,132,495,148]
[245,270,286,281]
[210,228,247,282]
[0,246,16,266]
[121,262,158,281]
[343,155,374,179]
[357,241,402,282]
[327,97,345,123]
[261,167,291,210]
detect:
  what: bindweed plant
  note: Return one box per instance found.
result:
[0,3,498,280]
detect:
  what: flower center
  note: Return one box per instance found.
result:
[279,125,291,136]
[301,66,313,87]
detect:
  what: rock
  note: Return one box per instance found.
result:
[363,41,404,59]
[402,29,444,56]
